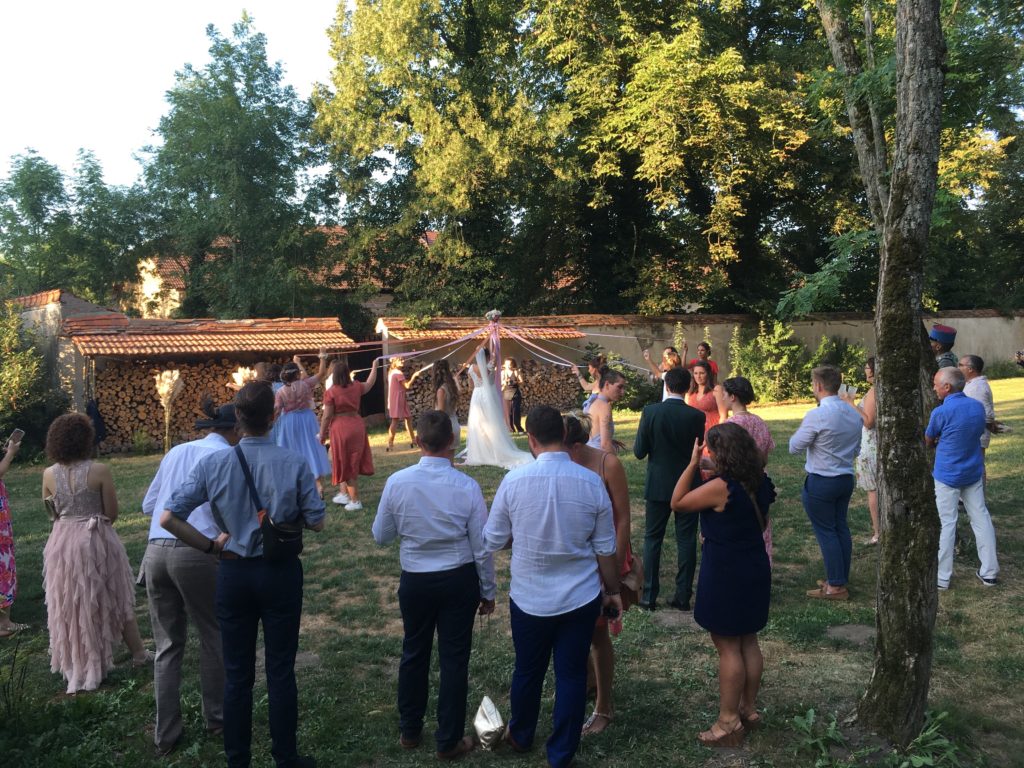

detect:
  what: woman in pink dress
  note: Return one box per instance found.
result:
[41,413,151,693]
[386,358,426,451]
[321,358,380,511]
[686,361,719,437]
[0,432,25,637]
[716,376,776,565]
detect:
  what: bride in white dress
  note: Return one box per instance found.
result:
[459,347,533,469]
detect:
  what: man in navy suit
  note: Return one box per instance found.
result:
[634,367,707,610]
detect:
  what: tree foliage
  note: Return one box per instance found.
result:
[143,16,360,321]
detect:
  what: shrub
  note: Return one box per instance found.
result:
[0,300,68,457]
[729,322,869,402]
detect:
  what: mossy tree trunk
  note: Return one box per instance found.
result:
[817,0,946,748]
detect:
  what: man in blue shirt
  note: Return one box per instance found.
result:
[162,382,325,768]
[789,365,862,600]
[484,405,621,768]
[925,367,999,589]
[141,400,237,756]
[372,410,496,760]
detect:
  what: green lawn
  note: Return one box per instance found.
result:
[1,381,1022,767]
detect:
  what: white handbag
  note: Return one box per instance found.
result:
[473,695,504,749]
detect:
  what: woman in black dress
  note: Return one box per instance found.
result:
[671,423,774,748]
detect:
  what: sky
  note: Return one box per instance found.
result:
[0,1,338,187]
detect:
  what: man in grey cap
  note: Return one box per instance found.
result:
[141,399,239,756]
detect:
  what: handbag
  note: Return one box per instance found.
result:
[619,552,645,610]
[234,445,303,561]
[473,695,504,749]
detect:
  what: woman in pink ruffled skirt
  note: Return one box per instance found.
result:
[42,413,151,694]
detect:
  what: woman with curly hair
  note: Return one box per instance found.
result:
[41,413,152,693]
[433,359,462,449]
[671,423,774,747]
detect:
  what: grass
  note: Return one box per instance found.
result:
[2,381,1023,767]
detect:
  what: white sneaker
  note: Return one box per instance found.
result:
[332,492,351,505]
[344,501,363,511]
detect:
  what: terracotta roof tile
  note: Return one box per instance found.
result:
[63,316,356,357]
[10,289,64,309]
[387,326,584,342]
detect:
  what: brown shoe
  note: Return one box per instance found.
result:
[399,733,421,749]
[807,585,849,600]
[437,735,475,760]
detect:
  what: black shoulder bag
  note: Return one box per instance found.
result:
[234,445,303,561]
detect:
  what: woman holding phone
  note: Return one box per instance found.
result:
[0,429,25,637]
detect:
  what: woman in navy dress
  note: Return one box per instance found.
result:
[671,422,774,748]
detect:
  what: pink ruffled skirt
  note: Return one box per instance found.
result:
[42,517,136,693]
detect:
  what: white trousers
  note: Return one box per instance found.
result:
[935,478,999,587]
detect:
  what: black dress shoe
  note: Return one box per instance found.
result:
[668,599,691,612]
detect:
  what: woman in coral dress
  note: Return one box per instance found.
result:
[386,359,427,451]
[321,358,380,511]
[41,413,151,694]
[686,361,719,437]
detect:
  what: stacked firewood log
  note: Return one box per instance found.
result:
[402,359,582,420]
[93,358,282,452]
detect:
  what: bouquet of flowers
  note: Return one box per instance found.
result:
[485,309,502,322]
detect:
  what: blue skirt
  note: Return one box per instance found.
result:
[275,408,330,479]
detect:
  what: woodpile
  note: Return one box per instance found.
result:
[94,357,286,452]
[402,358,582,419]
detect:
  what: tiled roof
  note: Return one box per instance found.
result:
[10,289,64,309]
[63,316,357,357]
[376,316,585,341]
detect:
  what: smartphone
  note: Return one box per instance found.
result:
[602,605,620,620]
[8,428,24,444]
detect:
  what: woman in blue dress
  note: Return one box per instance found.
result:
[671,422,774,748]
[274,352,331,495]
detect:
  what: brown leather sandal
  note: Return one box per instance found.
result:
[697,721,746,748]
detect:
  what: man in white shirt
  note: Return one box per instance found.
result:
[788,366,862,600]
[373,410,496,761]
[141,402,237,756]
[484,405,622,768]
[959,355,996,458]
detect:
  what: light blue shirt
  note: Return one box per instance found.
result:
[372,456,496,600]
[166,436,325,557]
[788,395,862,476]
[143,432,231,540]
[483,452,616,617]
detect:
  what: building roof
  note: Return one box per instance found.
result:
[10,288,65,309]
[63,315,357,357]
[376,316,586,342]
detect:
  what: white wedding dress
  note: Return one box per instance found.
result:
[458,350,534,469]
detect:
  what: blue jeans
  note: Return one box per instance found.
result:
[216,556,303,768]
[802,474,855,586]
[397,563,480,752]
[508,595,602,768]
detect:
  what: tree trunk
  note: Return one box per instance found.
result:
[817,0,946,747]
[860,0,946,747]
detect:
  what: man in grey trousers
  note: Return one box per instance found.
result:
[141,402,238,756]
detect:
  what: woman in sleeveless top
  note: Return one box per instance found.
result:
[41,413,151,694]
[432,360,462,451]
[672,423,774,748]
[643,346,683,401]
[571,356,605,413]
[457,347,532,469]
[686,361,719,437]
[565,413,637,736]
[275,352,331,493]
[586,368,626,452]
[840,357,879,544]
[0,432,25,637]
[321,357,380,510]
[386,358,427,451]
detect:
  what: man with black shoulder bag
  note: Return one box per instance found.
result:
[162,382,325,768]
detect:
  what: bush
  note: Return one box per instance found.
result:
[984,359,1024,380]
[728,321,869,403]
[0,300,68,457]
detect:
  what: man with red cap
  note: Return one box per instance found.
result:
[929,324,957,369]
